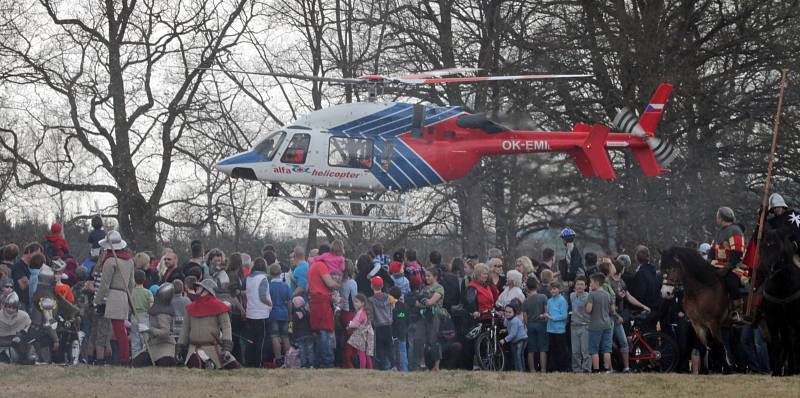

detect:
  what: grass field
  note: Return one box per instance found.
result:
[3,365,799,398]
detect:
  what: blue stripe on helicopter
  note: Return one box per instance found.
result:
[329,104,462,190]
[217,151,265,165]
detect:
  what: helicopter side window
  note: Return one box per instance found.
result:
[254,131,286,160]
[280,133,311,164]
[328,137,374,169]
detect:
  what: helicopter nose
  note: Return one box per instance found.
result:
[216,151,258,174]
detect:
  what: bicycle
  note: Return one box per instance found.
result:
[613,312,679,372]
[466,308,506,371]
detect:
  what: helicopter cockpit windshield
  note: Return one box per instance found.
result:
[254,131,286,160]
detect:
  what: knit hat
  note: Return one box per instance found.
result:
[389,261,403,275]
[371,276,384,288]
[51,223,62,234]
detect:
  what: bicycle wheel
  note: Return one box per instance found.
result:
[631,332,679,372]
[474,332,505,371]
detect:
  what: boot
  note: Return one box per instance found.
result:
[729,299,748,325]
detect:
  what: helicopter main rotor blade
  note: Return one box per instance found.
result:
[395,74,592,84]
[197,67,365,84]
[399,67,483,79]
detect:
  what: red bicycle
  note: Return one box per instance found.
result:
[612,312,679,372]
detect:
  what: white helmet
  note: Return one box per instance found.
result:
[698,243,711,255]
[769,193,788,211]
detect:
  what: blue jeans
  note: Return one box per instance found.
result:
[394,338,409,371]
[612,319,628,353]
[511,341,526,371]
[740,325,769,373]
[588,329,613,355]
[295,336,314,368]
[313,330,335,368]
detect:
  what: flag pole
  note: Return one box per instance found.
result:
[746,69,788,316]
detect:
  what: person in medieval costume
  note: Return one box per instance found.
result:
[764,193,800,245]
[177,279,239,369]
[709,207,747,324]
[132,283,177,367]
[29,264,79,363]
[0,292,34,364]
[93,230,136,365]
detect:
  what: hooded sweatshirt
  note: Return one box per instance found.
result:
[311,252,345,274]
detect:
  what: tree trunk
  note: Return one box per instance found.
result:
[455,169,486,258]
[117,192,158,252]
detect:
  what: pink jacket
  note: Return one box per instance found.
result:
[311,252,345,274]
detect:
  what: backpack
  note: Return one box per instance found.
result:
[405,261,425,290]
[42,240,57,259]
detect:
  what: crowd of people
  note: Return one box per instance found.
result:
[0,192,797,375]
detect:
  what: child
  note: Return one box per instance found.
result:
[368,276,393,370]
[389,286,409,372]
[500,302,527,371]
[586,272,614,373]
[52,260,75,303]
[269,263,291,363]
[544,281,568,372]
[311,241,345,313]
[539,269,554,297]
[389,261,410,300]
[570,276,591,373]
[130,269,154,358]
[523,277,548,372]
[291,296,314,368]
[347,293,374,369]
[88,215,105,259]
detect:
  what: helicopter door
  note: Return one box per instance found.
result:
[379,142,395,170]
[280,133,311,164]
[328,137,374,169]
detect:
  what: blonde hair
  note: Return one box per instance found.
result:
[600,256,617,276]
[516,256,534,275]
[487,257,503,270]
[540,269,554,284]
[473,263,490,277]
[133,252,151,269]
[331,239,345,256]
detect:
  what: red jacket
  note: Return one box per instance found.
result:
[45,234,70,258]
[468,279,499,314]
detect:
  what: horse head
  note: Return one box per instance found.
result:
[660,246,718,288]
[659,247,684,283]
[758,227,800,278]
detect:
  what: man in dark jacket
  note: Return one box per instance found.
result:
[557,228,583,283]
[626,245,661,330]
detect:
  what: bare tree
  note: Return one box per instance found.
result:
[0,0,254,249]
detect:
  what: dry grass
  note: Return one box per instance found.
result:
[2,364,800,398]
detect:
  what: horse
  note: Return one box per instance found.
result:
[660,246,732,369]
[755,229,800,376]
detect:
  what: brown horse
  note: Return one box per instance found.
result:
[660,246,732,366]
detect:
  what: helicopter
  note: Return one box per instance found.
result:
[213,68,676,223]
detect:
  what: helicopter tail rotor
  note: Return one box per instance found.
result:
[611,83,677,173]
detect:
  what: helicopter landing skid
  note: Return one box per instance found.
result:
[277,195,411,224]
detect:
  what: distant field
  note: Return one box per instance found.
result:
[2,365,799,398]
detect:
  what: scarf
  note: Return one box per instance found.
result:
[100,250,131,264]
[0,310,31,336]
[185,294,230,318]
